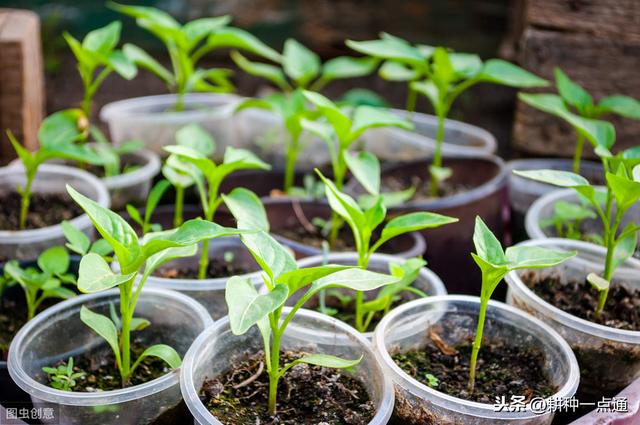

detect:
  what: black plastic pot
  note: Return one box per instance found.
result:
[261,198,426,259]
[348,155,508,296]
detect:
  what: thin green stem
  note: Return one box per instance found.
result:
[573,134,585,174]
[595,207,624,318]
[119,284,131,385]
[268,314,282,416]
[405,86,417,115]
[468,294,489,393]
[429,107,447,197]
[198,239,209,280]
[174,186,184,227]
[284,133,300,193]
[328,149,347,246]
[19,170,36,230]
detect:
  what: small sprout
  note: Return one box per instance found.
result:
[425,373,439,388]
[43,357,85,391]
[540,200,597,240]
[125,179,171,235]
[223,251,235,263]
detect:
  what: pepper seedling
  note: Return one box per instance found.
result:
[469,216,575,392]
[163,123,270,279]
[540,200,598,241]
[315,169,457,331]
[66,184,243,386]
[222,187,399,416]
[3,246,77,320]
[42,357,85,392]
[347,33,548,196]
[109,2,280,111]
[519,68,640,173]
[125,179,171,234]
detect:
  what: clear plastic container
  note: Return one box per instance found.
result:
[0,163,110,260]
[100,93,241,158]
[505,238,640,400]
[373,295,580,424]
[180,307,394,425]
[142,237,262,319]
[7,287,213,425]
[101,149,161,210]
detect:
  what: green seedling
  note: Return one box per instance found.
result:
[109,2,279,111]
[66,184,243,386]
[315,169,457,331]
[469,217,575,392]
[163,123,270,279]
[3,246,77,320]
[90,126,144,177]
[347,33,548,195]
[222,187,399,415]
[42,357,85,391]
[62,220,113,260]
[126,179,171,234]
[541,200,597,241]
[519,68,640,173]
[425,373,439,388]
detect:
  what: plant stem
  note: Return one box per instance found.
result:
[19,170,36,230]
[468,295,489,393]
[328,150,347,246]
[120,285,131,385]
[429,108,447,198]
[405,86,417,115]
[198,239,209,280]
[173,186,184,227]
[572,134,585,174]
[284,134,300,193]
[268,316,282,416]
[595,207,623,318]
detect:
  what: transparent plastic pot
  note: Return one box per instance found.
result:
[373,295,580,424]
[180,307,394,425]
[281,252,446,339]
[506,159,603,243]
[101,148,161,210]
[505,238,640,400]
[7,287,213,425]
[100,93,242,157]
[141,237,262,319]
[0,163,110,260]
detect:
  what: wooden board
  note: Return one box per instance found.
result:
[0,9,44,163]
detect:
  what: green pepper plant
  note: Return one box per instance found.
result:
[519,68,640,173]
[109,2,280,111]
[125,179,171,234]
[163,123,270,279]
[347,33,548,196]
[469,217,575,392]
[66,185,243,386]
[541,200,598,241]
[222,187,399,415]
[315,169,457,331]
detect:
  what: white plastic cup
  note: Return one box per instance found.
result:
[7,287,213,425]
[101,149,161,210]
[0,163,110,260]
[373,295,580,424]
[181,307,394,425]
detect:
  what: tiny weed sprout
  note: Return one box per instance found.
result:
[519,68,640,173]
[469,217,575,392]
[541,200,597,241]
[3,246,76,320]
[315,169,457,332]
[233,39,378,192]
[126,179,171,234]
[65,185,243,386]
[347,33,548,196]
[109,2,279,111]
[221,187,399,415]
[42,357,85,391]
[8,110,102,230]
[164,123,270,279]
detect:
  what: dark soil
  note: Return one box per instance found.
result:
[523,271,640,331]
[0,192,83,230]
[200,351,375,425]
[381,174,472,201]
[152,258,250,279]
[392,331,555,404]
[0,298,27,361]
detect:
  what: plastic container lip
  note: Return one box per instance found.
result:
[181,307,395,425]
[506,238,640,344]
[101,148,161,190]
[0,163,110,242]
[100,93,242,122]
[7,287,213,406]
[143,269,262,291]
[374,295,580,419]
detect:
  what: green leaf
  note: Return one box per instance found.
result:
[344,151,380,195]
[473,216,506,266]
[143,245,198,279]
[182,16,231,49]
[449,53,482,78]
[123,44,174,85]
[63,221,91,255]
[379,60,419,81]
[606,171,640,211]
[350,105,413,140]
[205,27,281,63]
[106,50,137,80]
[241,230,297,283]
[598,95,640,120]
[226,276,288,335]
[302,91,351,139]
[127,204,144,227]
[77,253,135,293]
[372,212,457,253]
[504,245,577,269]
[130,317,150,331]
[277,265,353,294]
[7,131,35,170]
[230,50,288,90]
[304,268,399,300]
[554,68,592,112]
[321,56,378,82]
[176,123,215,157]
[80,306,121,366]
[339,88,389,108]
[431,47,454,91]
[163,145,215,176]
[316,170,365,243]
[513,169,590,187]
[429,165,452,183]
[222,188,269,231]
[612,223,638,272]
[38,246,69,276]
[90,239,113,257]
[358,187,415,209]
[83,21,121,54]
[346,37,425,65]
[477,59,548,88]
[133,344,181,371]
[282,39,320,87]
[144,180,171,225]
[219,147,270,175]
[162,161,195,189]
[284,353,361,373]
[108,2,180,30]
[587,273,610,291]
[38,109,85,147]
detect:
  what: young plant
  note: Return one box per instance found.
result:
[469,217,575,392]
[90,126,144,177]
[42,357,85,391]
[125,179,171,234]
[315,169,457,331]
[163,123,270,279]
[7,110,102,230]
[109,2,280,111]
[3,246,77,320]
[66,184,243,386]
[519,68,640,173]
[347,33,548,195]
[222,187,399,415]
[541,200,597,241]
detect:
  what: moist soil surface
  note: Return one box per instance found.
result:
[152,258,250,279]
[381,174,473,201]
[0,192,83,230]
[200,351,375,425]
[392,331,555,404]
[523,271,640,331]
[0,298,27,361]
